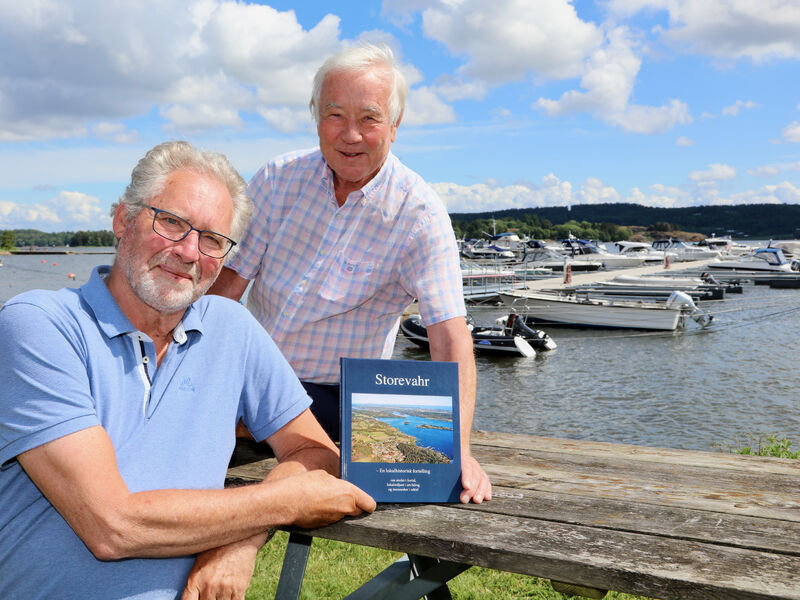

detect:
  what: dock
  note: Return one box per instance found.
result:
[520,259,716,291]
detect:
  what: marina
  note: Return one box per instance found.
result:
[2,247,800,453]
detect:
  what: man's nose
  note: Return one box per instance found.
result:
[172,229,202,261]
[341,120,363,143]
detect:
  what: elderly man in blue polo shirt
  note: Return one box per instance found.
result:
[0,140,375,600]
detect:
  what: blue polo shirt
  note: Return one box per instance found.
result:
[0,266,311,599]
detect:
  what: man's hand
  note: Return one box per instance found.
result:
[283,469,376,529]
[181,533,268,600]
[459,454,492,504]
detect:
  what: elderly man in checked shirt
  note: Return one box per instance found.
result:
[209,43,492,505]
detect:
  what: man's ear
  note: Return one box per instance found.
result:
[112,204,129,240]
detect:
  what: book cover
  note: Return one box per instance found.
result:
[340,357,462,503]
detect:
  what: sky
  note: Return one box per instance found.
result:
[1,0,799,232]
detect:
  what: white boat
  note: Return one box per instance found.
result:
[614,241,675,265]
[520,240,602,272]
[558,238,645,268]
[460,239,516,261]
[499,289,713,330]
[651,239,720,261]
[768,240,800,258]
[460,261,526,301]
[697,236,751,256]
[707,247,800,273]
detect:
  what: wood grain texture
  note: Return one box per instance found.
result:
[226,431,800,599]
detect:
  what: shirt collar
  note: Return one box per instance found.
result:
[80,265,201,344]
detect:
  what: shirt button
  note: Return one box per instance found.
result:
[142,356,150,363]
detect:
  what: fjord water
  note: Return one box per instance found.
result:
[394,289,800,452]
[3,250,799,452]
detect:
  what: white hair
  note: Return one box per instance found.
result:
[309,43,408,127]
[111,140,252,243]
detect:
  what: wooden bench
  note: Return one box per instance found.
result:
[226,430,800,599]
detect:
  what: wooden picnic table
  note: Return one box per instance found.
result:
[226,430,800,600]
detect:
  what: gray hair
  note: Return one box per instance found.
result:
[309,43,408,127]
[111,140,252,244]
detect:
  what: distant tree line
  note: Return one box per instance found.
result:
[450,213,633,242]
[449,203,800,239]
[1,229,116,248]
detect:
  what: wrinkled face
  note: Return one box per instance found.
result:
[113,170,234,314]
[317,66,398,196]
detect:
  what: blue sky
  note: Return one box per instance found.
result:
[1,0,799,232]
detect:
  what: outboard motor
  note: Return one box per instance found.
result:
[666,291,713,328]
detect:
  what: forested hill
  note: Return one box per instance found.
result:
[449,203,800,239]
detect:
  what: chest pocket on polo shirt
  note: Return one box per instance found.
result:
[320,253,377,303]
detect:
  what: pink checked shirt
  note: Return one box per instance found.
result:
[227,148,466,384]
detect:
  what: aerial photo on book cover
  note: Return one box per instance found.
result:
[340,357,462,503]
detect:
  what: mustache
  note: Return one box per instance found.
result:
[152,253,199,282]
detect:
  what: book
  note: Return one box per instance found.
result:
[340,357,462,503]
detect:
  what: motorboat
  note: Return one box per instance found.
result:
[460,261,527,302]
[520,240,602,272]
[697,236,751,256]
[399,313,556,357]
[460,239,516,261]
[558,238,645,268]
[614,241,675,265]
[569,273,736,301]
[499,289,713,331]
[651,239,720,261]
[707,247,800,273]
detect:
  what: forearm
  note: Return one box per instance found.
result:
[427,317,477,451]
[98,475,307,559]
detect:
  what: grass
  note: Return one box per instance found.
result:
[245,531,652,600]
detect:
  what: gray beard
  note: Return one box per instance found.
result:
[116,239,212,314]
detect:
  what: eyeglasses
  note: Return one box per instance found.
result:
[144,205,237,259]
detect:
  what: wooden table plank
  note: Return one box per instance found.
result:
[295,504,800,600]
[472,431,800,476]
[459,487,800,556]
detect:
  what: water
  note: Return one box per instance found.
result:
[3,249,799,452]
[378,414,455,458]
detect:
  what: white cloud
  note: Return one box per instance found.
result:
[747,165,781,177]
[434,175,800,213]
[417,0,603,84]
[689,163,738,182]
[722,100,759,116]
[0,1,344,140]
[91,122,139,144]
[608,0,800,62]
[783,121,800,143]
[747,161,800,177]
[403,87,457,126]
[0,191,110,230]
[676,136,695,146]
[535,27,692,133]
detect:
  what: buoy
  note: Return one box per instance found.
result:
[42,259,47,263]
[52,262,58,266]
[68,273,76,280]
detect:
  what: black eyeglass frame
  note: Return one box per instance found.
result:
[144,205,237,259]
